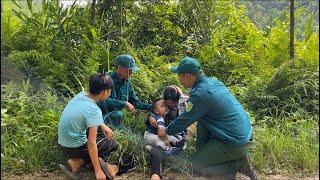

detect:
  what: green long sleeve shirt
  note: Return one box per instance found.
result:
[98,72,152,114]
[166,75,252,146]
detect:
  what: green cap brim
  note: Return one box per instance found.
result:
[129,66,139,72]
[170,66,179,73]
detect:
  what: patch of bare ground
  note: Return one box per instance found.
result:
[1,170,319,180]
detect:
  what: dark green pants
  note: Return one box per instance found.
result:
[189,121,250,178]
[103,111,124,128]
[189,138,249,177]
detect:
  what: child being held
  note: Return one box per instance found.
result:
[144,98,185,155]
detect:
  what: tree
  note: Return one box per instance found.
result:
[290,0,295,67]
[90,0,96,25]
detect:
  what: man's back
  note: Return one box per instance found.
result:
[58,92,103,148]
[192,76,252,145]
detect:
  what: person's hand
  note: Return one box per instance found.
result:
[149,116,158,128]
[95,169,106,180]
[164,139,170,146]
[101,124,114,141]
[157,127,167,138]
[125,102,136,115]
[186,122,197,140]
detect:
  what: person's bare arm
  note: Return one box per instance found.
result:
[157,128,169,146]
[100,124,114,141]
[187,122,197,140]
[125,102,136,115]
[158,133,168,141]
[157,126,167,138]
[149,116,158,128]
[157,127,168,140]
[88,127,106,180]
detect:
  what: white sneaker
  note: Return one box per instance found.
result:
[182,143,187,150]
[145,145,153,152]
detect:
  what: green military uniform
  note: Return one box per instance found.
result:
[98,54,152,127]
[166,57,257,179]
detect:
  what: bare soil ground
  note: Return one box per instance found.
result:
[2,170,319,180]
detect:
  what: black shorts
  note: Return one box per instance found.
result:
[59,137,118,163]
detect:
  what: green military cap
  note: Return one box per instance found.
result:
[170,56,202,74]
[115,54,139,72]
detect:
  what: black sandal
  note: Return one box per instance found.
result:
[59,164,81,180]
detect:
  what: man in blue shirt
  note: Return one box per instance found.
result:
[156,57,258,179]
[58,74,120,180]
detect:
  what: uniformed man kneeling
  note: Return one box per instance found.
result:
[156,57,258,180]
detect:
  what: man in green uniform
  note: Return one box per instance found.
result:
[98,54,152,127]
[157,57,258,179]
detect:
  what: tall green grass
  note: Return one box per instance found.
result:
[106,129,150,174]
[1,81,65,175]
[0,81,154,175]
[251,114,319,175]
[1,81,319,177]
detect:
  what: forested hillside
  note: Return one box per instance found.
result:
[1,0,319,178]
[240,0,319,35]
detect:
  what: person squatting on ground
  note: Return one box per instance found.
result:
[58,73,133,180]
[162,85,197,141]
[97,54,152,128]
[148,86,195,180]
[144,98,185,156]
[155,57,258,180]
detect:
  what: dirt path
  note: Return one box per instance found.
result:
[2,170,319,180]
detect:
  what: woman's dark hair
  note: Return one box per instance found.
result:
[89,73,114,95]
[163,86,181,101]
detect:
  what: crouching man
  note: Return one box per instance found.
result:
[58,73,120,180]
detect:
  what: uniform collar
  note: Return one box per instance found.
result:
[110,71,125,83]
[192,75,205,89]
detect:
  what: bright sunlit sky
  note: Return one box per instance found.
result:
[60,0,89,7]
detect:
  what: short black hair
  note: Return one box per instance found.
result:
[152,98,163,110]
[163,86,181,101]
[89,73,114,95]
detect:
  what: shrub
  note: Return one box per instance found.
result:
[1,81,66,174]
[252,114,319,174]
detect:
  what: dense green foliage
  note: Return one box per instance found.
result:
[1,0,319,177]
[1,81,64,173]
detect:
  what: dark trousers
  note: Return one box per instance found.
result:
[150,136,250,179]
[189,138,249,178]
[150,146,166,176]
[60,137,118,164]
[189,121,250,178]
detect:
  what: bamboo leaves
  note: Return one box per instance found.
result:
[304,14,314,43]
